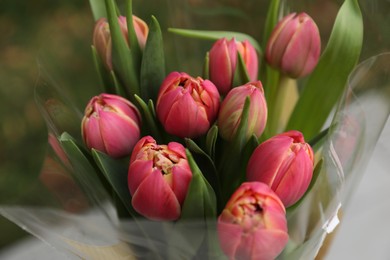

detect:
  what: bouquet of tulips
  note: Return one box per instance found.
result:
[42,0,364,258]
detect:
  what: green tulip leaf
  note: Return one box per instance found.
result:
[91,45,115,93]
[232,52,251,88]
[232,97,251,151]
[89,0,107,21]
[181,149,217,220]
[185,138,221,206]
[219,97,251,201]
[308,126,331,152]
[134,95,163,142]
[286,0,363,140]
[205,124,218,159]
[92,149,138,217]
[262,0,280,49]
[238,134,259,183]
[111,70,127,97]
[105,0,140,101]
[147,99,156,118]
[173,150,220,258]
[203,52,210,80]
[59,132,112,207]
[261,0,283,138]
[168,28,262,54]
[125,0,142,71]
[140,16,166,103]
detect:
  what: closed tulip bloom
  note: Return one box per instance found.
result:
[218,182,289,260]
[93,15,148,70]
[81,94,141,158]
[209,38,258,95]
[247,130,314,207]
[265,12,321,78]
[218,81,267,141]
[156,72,220,138]
[128,136,192,220]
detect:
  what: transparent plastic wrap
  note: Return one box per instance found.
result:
[1,0,390,259]
[0,53,388,259]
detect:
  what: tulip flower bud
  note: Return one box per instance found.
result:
[156,72,220,138]
[209,38,258,95]
[81,93,141,158]
[265,12,321,78]
[218,182,289,260]
[128,136,192,220]
[247,130,314,207]
[218,81,267,141]
[93,15,149,70]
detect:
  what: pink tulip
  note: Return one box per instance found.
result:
[81,93,141,158]
[156,72,220,138]
[93,15,149,70]
[128,136,192,220]
[218,182,289,260]
[247,130,314,207]
[209,38,258,95]
[265,12,321,78]
[217,81,267,141]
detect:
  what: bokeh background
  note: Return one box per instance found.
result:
[0,0,97,248]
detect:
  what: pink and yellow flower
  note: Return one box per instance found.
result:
[247,130,314,207]
[209,38,258,95]
[218,182,289,260]
[128,136,192,221]
[81,93,141,158]
[217,81,267,141]
[266,12,321,78]
[93,15,148,70]
[156,72,220,138]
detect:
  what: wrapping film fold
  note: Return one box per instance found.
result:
[1,52,389,259]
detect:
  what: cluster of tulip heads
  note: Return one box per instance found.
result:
[82,11,321,260]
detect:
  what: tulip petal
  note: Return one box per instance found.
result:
[130,136,155,163]
[132,169,180,220]
[240,40,259,81]
[250,229,289,260]
[99,110,140,157]
[128,159,154,195]
[217,220,244,258]
[167,142,186,159]
[209,39,235,95]
[171,163,192,205]
[165,92,209,138]
[274,148,313,206]
[156,87,182,124]
[84,116,106,152]
[270,14,299,67]
[246,136,292,184]
[104,94,141,123]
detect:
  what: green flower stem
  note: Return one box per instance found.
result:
[268,74,298,136]
[134,95,163,143]
[262,66,280,139]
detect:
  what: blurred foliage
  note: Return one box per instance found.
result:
[0,0,95,248]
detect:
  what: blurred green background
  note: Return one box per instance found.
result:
[0,0,96,248]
